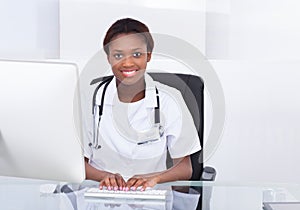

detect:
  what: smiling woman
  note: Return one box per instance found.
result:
[84,18,201,192]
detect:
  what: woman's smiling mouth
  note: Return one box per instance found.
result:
[121,69,138,77]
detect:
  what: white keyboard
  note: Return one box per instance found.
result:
[84,187,168,200]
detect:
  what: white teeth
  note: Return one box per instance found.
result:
[123,70,136,75]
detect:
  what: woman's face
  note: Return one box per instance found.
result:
[107,33,151,86]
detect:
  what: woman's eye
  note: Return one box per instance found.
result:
[113,53,123,59]
[133,52,142,57]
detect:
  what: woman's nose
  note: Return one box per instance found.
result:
[122,56,134,67]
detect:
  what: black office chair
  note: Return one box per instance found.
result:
[91,72,216,210]
[148,73,216,210]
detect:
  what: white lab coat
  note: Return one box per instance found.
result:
[84,74,201,179]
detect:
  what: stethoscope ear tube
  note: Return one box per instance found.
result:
[91,76,114,115]
[90,76,113,149]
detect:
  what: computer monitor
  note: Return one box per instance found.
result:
[0,60,85,183]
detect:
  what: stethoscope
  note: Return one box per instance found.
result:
[89,76,164,150]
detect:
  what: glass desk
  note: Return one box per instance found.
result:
[1,177,300,210]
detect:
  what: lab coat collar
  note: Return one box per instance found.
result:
[102,73,157,108]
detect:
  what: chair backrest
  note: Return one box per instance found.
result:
[90,72,204,180]
[148,73,204,181]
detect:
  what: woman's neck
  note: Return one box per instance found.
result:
[116,78,145,103]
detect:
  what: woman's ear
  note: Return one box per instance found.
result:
[147,52,152,62]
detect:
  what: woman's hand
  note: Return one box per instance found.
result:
[125,174,160,191]
[99,172,127,191]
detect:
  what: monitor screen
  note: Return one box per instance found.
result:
[0,60,85,183]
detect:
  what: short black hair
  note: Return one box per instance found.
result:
[103,18,154,55]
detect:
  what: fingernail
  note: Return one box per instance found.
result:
[131,187,136,191]
[114,186,118,191]
[108,186,111,190]
[125,187,129,191]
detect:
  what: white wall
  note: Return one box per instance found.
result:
[206,0,300,60]
[59,0,206,69]
[205,0,300,183]
[208,60,300,183]
[0,0,59,59]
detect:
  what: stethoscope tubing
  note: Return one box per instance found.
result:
[89,76,162,149]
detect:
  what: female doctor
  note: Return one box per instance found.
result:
[84,18,201,191]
